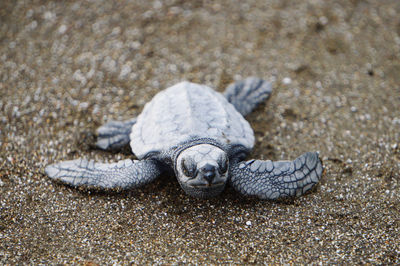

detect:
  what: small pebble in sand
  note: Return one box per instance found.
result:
[282,77,292,85]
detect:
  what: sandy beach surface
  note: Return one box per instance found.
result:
[1,0,399,264]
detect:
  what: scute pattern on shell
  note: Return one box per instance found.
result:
[130,82,255,159]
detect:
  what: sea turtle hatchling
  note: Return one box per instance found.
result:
[46,77,323,199]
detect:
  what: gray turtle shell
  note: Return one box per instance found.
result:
[130,82,255,159]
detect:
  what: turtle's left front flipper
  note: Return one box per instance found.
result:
[229,152,323,200]
[45,158,162,190]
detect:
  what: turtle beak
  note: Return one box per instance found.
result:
[201,163,216,184]
[187,163,226,188]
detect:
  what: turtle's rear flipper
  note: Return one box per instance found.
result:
[224,77,272,116]
[96,118,136,150]
[45,158,162,190]
[229,152,323,200]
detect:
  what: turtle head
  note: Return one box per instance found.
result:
[175,144,229,198]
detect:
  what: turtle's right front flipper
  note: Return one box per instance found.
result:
[96,118,137,150]
[45,158,162,190]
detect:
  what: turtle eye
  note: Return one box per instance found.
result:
[181,159,195,177]
[219,158,228,174]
